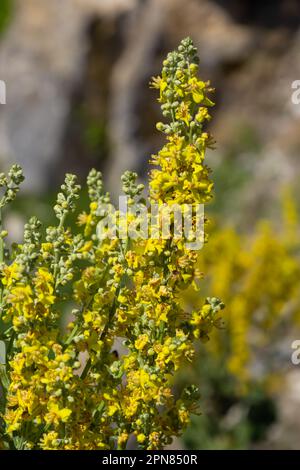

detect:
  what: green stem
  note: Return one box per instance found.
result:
[63,323,79,349]
[80,357,91,380]
[53,212,67,284]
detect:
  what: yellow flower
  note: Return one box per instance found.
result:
[41,242,53,252]
[135,334,149,351]
[107,404,119,417]
[78,240,93,253]
[34,268,55,306]
[40,431,59,450]
[45,403,72,425]
[77,211,90,226]
[175,102,191,126]
[137,433,146,443]
[188,77,205,103]
[195,106,211,123]
[1,262,22,287]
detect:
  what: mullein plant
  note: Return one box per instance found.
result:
[0,38,224,450]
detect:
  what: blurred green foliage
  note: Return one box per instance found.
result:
[181,350,277,449]
[0,0,12,36]
[210,123,262,217]
[83,117,108,155]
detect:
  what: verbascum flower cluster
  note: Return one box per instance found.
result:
[0,38,223,450]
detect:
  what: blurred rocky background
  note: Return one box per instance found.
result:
[1,0,300,449]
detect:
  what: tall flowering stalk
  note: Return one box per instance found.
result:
[0,38,223,450]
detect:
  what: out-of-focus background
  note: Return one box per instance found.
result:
[1,0,300,449]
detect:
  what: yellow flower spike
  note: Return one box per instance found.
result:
[0,39,223,450]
